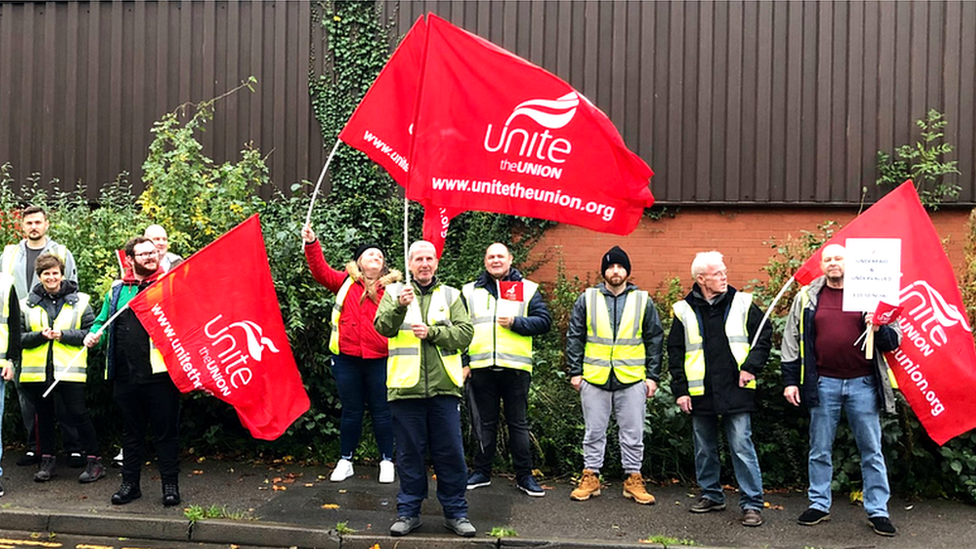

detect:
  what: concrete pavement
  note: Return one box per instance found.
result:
[0,457,973,548]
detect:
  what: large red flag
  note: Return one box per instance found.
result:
[406,14,654,235]
[128,215,310,440]
[338,16,460,255]
[793,182,976,445]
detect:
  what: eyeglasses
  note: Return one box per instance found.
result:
[134,252,158,258]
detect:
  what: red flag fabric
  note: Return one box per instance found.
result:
[793,181,976,445]
[499,281,524,302]
[406,14,654,235]
[128,215,310,440]
[337,16,460,256]
[872,301,904,326]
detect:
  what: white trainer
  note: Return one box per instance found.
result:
[330,459,354,482]
[379,460,395,483]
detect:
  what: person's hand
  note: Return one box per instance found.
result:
[570,375,583,391]
[645,379,658,398]
[398,286,415,307]
[50,329,63,341]
[496,316,514,329]
[462,366,471,381]
[677,395,693,414]
[84,332,100,348]
[41,328,56,340]
[739,370,756,388]
[1,361,13,381]
[301,224,316,244]
[865,313,881,332]
[411,323,429,339]
[784,385,801,406]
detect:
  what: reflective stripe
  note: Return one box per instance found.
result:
[387,284,464,388]
[21,292,91,383]
[582,288,648,385]
[328,277,355,355]
[399,322,413,331]
[463,281,537,372]
[388,347,420,356]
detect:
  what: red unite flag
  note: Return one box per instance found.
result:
[794,181,976,445]
[340,14,654,254]
[499,281,524,302]
[128,215,310,440]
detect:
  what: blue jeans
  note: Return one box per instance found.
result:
[390,396,468,519]
[808,375,890,518]
[332,354,394,461]
[692,413,764,510]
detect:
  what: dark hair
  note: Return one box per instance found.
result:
[124,236,154,258]
[22,205,48,219]
[34,253,64,277]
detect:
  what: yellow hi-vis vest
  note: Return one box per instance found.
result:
[385,283,464,389]
[0,273,13,366]
[672,292,755,396]
[462,280,538,372]
[582,288,648,385]
[328,277,356,355]
[21,292,91,383]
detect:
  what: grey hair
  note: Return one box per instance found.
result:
[691,251,724,278]
[408,240,436,261]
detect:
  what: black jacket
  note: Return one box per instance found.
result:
[20,279,94,381]
[668,285,772,415]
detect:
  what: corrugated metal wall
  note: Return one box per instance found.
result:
[0,0,325,200]
[389,0,976,205]
[2,1,974,205]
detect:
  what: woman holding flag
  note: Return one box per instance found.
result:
[302,224,400,484]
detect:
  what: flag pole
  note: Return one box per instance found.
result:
[303,139,343,233]
[42,303,130,398]
[751,276,795,349]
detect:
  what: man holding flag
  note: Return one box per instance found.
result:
[781,244,901,537]
[374,241,475,537]
[84,237,182,507]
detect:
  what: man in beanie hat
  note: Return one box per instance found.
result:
[565,246,664,504]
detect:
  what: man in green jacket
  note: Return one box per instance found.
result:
[374,241,474,537]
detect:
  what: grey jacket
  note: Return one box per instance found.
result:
[1,239,78,300]
[781,276,902,413]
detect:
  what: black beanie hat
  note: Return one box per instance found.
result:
[353,242,385,262]
[601,245,631,276]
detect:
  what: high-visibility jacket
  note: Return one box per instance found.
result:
[328,277,356,355]
[0,273,13,364]
[21,292,91,383]
[672,292,755,396]
[582,288,648,385]
[385,282,464,389]
[462,280,538,372]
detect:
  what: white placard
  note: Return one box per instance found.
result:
[842,238,902,312]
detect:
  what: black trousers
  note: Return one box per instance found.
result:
[23,381,98,457]
[17,375,81,454]
[114,379,181,486]
[469,368,534,478]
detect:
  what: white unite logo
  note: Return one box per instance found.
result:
[483,92,579,163]
[203,315,281,389]
[898,280,971,350]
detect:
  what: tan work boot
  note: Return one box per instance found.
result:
[570,469,601,501]
[622,473,656,505]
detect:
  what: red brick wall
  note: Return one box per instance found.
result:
[526,207,972,294]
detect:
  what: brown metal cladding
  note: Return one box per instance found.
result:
[1,1,974,205]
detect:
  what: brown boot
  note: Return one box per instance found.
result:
[570,469,601,501]
[622,473,656,505]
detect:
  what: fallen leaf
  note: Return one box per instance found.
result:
[197,457,206,463]
[321,503,340,509]
[305,483,314,487]
[272,485,287,491]
[192,470,204,475]
[338,489,347,494]
[542,485,555,490]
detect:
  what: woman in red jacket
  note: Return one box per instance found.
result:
[302,224,400,483]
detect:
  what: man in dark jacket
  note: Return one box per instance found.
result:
[565,246,664,505]
[0,269,22,496]
[85,237,181,507]
[669,251,771,527]
[781,244,901,537]
[462,243,552,497]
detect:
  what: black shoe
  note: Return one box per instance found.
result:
[79,457,105,483]
[68,453,85,468]
[162,484,181,507]
[33,456,56,482]
[870,516,896,537]
[797,507,831,526]
[0,479,5,497]
[111,482,142,505]
[517,475,545,497]
[466,470,491,490]
[17,451,38,466]
[689,497,726,513]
